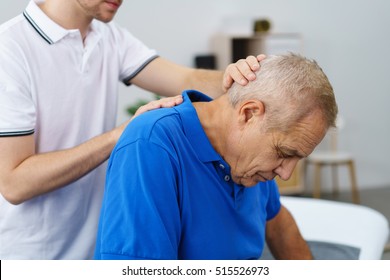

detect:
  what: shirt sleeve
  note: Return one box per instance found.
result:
[0,38,36,136]
[108,22,158,85]
[95,139,181,260]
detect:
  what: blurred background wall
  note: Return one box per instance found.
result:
[2,0,390,192]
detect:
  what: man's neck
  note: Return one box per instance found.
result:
[193,95,234,157]
[38,0,92,40]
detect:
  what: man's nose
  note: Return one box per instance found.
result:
[275,159,299,181]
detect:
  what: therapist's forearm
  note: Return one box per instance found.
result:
[0,128,119,205]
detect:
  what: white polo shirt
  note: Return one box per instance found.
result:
[0,0,157,259]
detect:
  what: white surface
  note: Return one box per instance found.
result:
[281,196,389,260]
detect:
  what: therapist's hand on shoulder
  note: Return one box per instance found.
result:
[131,95,184,119]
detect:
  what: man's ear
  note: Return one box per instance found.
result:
[238,100,265,124]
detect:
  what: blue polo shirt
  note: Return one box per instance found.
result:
[94,90,281,260]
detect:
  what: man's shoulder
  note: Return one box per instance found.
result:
[119,107,183,145]
[0,15,32,64]
[0,14,25,38]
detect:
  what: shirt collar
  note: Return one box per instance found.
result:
[175,90,223,163]
[24,0,79,44]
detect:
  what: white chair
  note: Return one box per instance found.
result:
[305,116,360,204]
[280,196,389,259]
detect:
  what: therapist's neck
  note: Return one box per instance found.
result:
[38,0,93,40]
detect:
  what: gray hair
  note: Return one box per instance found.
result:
[228,53,338,132]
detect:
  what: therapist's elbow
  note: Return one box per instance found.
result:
[0,181,30,205]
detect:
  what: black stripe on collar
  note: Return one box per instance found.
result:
[23,11,53,45]
[0,129,35,137]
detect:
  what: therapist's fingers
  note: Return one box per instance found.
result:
[222,54,266,92]
[132,95,183,118]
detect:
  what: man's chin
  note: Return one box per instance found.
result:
[97,17,115,23]
[234,177,259,187]
[242,183,258,188]
[96,13,117,23]
[234,174,274,187]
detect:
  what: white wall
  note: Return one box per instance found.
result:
[2,0,390,191]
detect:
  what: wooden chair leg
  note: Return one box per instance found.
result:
[313,163,322,199]
[331,164,339,199]
[303,159,309,195]
[348,160,360,204]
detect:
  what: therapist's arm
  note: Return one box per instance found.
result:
[265,206,313,260]
[0,96,182,205]
[130,55,265,99]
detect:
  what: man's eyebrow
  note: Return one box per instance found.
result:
[280,146,306,158]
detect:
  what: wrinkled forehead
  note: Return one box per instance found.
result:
[289,111,328,154]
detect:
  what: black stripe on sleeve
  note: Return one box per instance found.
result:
[122,55,160,86]
[0,129,35,137]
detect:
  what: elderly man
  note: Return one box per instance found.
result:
[94,53,338,260]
